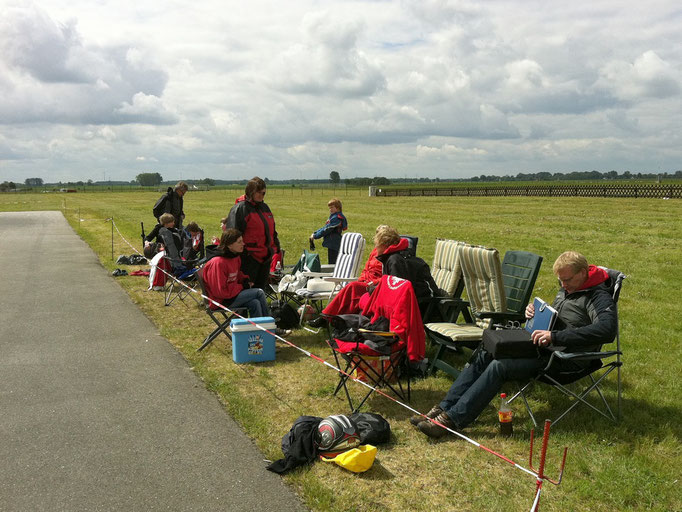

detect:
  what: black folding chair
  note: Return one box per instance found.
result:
[195,268,247,352]
[508,267,625,426]
[164,263,200,307]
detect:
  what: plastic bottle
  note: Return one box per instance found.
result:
[275,260,282,275]
[498,393,513,437]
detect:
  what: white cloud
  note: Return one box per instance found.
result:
[0,0,681,182]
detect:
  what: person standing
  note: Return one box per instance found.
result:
[226,177,280,290]
[153,181,188,230]
[309,198,347,264]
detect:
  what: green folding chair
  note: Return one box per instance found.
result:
[426,246,543,378]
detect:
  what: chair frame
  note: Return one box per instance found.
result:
[164,265,200,307]
[195,267,247,352]
[328,337,410,413]
[508,268,625,426]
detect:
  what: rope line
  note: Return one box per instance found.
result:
[109,218,553,502]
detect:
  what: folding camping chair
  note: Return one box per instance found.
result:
[164,261,200,307]
[508,267,625,426]
[327,275,419,412]
[426,246,543,378]
[272,249,321,307]
[295,232,365,320]
[195,267,248,352]
[420,239,471,324]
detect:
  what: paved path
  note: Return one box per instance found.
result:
[0,211,305,512]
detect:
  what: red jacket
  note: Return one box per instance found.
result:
[362,275,425,362]
[358,247,382,285]
[202,254,249,309]
[226,196,279,263]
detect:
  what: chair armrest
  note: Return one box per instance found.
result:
[301,271,333,278]
[478,311,525,323]
[357,328,397,337]
[320,264,335,272]
[553,350,622,361]
[323,277,358,283]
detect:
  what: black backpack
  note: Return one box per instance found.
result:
[152,187,173,219]
[270,300,299,329]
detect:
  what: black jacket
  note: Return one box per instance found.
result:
[376,238,440,301]
[551,276,617,352]
[156,189,184,227]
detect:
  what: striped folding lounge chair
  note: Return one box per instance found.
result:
[426,246,542,378]
[420,239,471,324]
[295,232,365,320]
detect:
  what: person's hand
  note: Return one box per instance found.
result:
[144,240,151,247]
[525,303,535,319]
[309,234,314,240]
[531,329,552,347]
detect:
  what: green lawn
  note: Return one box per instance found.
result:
[2,189,680,512]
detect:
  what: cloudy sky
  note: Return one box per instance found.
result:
[1,0,680,183]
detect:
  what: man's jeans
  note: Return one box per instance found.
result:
[229,288,270,318]
[440,349,546,428]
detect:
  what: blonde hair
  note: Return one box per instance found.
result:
[159,213,175,226]
[328,198,342,211]
[373,225,400,249]
[175,181,189,192]
[553,251,588,275]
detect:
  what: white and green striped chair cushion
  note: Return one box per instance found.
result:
[424,322,485,341]
[431,239,465,296]
[460,245,506,329]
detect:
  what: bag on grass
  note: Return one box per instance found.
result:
[270,300,300,329]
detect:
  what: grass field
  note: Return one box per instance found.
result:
[2,189,680,511]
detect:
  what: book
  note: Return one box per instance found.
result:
[525,297,558,333]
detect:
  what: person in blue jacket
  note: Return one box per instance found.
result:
[309,198,347,264]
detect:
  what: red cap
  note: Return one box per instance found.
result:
[500,393,507,398]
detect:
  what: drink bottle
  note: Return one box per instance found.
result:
[498,393,513,437]
[275,261,282,275]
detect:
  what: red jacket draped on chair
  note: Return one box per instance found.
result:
[361,275,425,362]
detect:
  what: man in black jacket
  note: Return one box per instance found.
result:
[414,251,618,438]
[154,181,188,230]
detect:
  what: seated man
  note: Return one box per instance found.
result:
[413,251,618,438]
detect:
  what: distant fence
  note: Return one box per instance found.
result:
[374,184,682,199]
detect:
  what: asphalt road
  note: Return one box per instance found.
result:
[0,211,305,512]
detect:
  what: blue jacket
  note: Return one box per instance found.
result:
[313,211,347,251]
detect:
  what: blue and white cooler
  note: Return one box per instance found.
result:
[229,316,277,363]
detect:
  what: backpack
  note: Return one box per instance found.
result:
[292,250,321,274]
[152,187,173,219]
[270,300,300,329]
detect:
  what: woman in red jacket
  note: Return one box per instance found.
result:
[226,177,280,290]
[202,229,270,318]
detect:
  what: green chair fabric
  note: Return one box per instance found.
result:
[426,246,543,378]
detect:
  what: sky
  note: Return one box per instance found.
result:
[1,0,681,183]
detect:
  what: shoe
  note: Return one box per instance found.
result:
[418,412,456,439]
[273,328,292,337]
[409,404,443,427]
[307,316,328,328]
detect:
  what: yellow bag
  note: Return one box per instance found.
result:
[321,444,377,473]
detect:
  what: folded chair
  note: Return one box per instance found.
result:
[195,267,247,352]
[327,275,417,412]
[295,232,365,319]
[426,246,543,378]
[420,239,470,324]
[508,268,625,426]
[273,249,321,307]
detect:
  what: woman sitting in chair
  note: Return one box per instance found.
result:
[201,229,271,318]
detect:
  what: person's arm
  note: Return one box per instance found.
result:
[226,203,247,233]
[145,223,162,242]
[312,213,343,240]
[548,290,618,349]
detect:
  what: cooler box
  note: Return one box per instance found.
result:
[230,316,277,363]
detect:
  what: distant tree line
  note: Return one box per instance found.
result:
[460,170,682,183]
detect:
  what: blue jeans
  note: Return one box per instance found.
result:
[439,349,547,428]
[228,288,270,318]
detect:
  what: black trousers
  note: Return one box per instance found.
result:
[241,253,272,291]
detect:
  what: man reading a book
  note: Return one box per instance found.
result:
[412,250,618,438]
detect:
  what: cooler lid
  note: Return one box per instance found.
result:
[230,316,277,331]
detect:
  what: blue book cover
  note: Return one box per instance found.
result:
[525,297,558,333]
